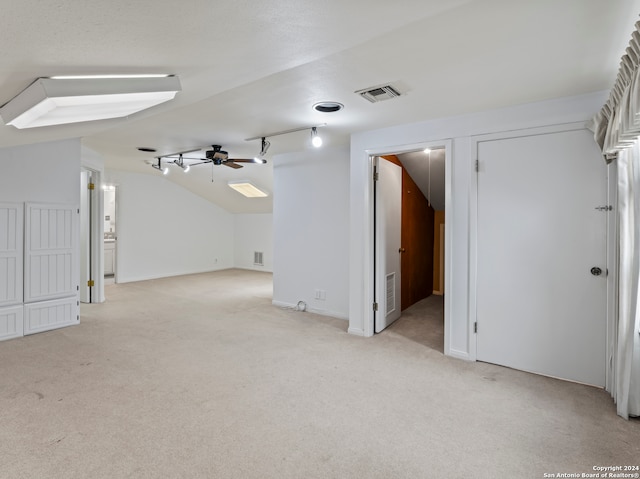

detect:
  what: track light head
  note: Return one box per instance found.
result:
[311,127,322,148]
[151,158,169,175]
[260,137,271,157]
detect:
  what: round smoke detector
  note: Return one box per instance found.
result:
[313,101,344,113]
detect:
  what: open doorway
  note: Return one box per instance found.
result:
[373,146,447,352]
[103,185,117,284]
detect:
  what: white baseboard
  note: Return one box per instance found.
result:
[347,327,365,337]
[446,348,472,361]
[234,266,274,273]
[117,267,233,284]
[272,300,348,320]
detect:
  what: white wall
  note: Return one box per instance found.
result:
[234,214,273,272]
[349,91,609,359]
[103,170,234,283]
[0,139,81,204]
[273,145,350,319]
[0,139,82,338]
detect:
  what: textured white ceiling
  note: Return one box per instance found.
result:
[0,0,638,213]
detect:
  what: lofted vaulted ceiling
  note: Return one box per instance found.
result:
[0,0,637,213]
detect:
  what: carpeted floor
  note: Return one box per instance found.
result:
[0,269,638,478]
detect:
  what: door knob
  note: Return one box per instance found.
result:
[399,248,406,253]
[590,267,602,276]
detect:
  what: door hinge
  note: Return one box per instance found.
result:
[475,160,479,172]
[474,322,478,333]
[87,280,95,287]
[373,302,379,311]
[88,182,95,190]
[373,170,379,181]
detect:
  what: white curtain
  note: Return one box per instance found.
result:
[589,20,640,420]
[616,143,640,419]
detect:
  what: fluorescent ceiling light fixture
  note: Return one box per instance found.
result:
[424,148,432,154]
[228,181,268,198]
[50,74,171,80]
[0,75,181,129]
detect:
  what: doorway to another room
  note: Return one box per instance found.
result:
[373,146,447,352]
[103,185,117,285]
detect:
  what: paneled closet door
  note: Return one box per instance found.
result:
[0,203,23,307]
[0,203,23,340]
[24,203,79,304]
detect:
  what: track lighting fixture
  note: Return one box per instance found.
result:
[245,124,326,150]
[151,158,169,175]
[311,127,322,148]
[172,154,190,173]
[254,137,270,161]
[260,137,270,157]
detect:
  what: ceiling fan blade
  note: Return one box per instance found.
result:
[227,158,267,164]
[223,161,243,169]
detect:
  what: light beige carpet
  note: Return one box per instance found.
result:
[0,269,638,479]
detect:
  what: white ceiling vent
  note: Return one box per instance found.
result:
[355,84,402,103]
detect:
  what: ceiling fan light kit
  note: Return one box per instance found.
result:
[0,75,181,129]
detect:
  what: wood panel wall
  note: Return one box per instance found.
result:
[382,156,435,311]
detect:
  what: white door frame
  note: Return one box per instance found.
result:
[469,121,613,364]
[80,166,104,303]
[361,139,453,343]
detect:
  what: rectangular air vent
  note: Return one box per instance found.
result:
[356,84,402,103]
[386,272,396,315]
[254,251,264,266]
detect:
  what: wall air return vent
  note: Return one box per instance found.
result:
[355,84,402,103]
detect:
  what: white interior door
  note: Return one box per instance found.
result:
[375,157,402,333]
[476,129,607,386]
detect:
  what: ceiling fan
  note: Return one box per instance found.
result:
[157,144,267,171]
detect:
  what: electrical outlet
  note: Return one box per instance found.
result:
[315,289,326,301]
